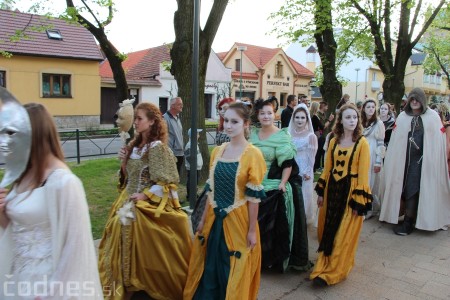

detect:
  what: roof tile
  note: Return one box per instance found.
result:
[0,9,103,61]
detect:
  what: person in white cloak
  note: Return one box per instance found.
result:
[0,103,103,299]
[379,88,450,235]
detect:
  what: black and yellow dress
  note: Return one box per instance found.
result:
[310,136,372,285]
[98,141,192,300]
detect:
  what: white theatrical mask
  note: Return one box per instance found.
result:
[0,87,31,188]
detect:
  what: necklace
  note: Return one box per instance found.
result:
[294,127,308,134]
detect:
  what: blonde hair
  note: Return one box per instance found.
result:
[309,101,319,115]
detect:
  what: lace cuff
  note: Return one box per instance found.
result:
[245,182,266,199]
[348,185,373,216]
[315,177,327,197]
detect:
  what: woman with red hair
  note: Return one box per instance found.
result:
[216,97,235,145]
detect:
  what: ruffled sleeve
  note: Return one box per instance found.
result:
[374,120,386,166]
[306,133,318,175]
[315,137,334,197]
[348,138,373,215]
[142,142,181,217]
[244,146,267,203]
[275,129,296,167]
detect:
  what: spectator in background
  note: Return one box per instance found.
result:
[379,103,395,148]
[300,95,311,107]
[356,101,363,111]
[215,97,235,145]
[163,97,184,175]
[312,101,334,172]
[185,128,203,202]
[336,94,350,112]
[281,94,298,128]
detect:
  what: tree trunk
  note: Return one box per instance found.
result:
[314,0,342,111]
[171,0,228,181]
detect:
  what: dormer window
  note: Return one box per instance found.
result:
[46,29,62,40]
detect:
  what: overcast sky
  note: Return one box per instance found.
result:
[104,0,287,54]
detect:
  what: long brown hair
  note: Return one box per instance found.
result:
[332,103,363,143]
[20,103,65,189]
[361,99,378,127]
[227,102,251,139]
[127,102,168,155]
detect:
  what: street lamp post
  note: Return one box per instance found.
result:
[237,45,247,99]
[355,68,360,101]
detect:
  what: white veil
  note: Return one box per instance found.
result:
[288,103,314,137]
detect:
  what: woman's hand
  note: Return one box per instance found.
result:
[130,193,148,202]
[303,174,311,181]
[0,188,8,213]
[374,166,381,173]
[278,181,287,193]
[317,196,324,207]
[247,230,257,250]
[118,146,128,160]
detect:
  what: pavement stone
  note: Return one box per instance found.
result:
[94,196,450,300]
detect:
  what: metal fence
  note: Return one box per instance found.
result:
[0,122,282,167]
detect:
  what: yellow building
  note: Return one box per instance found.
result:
[0,9,103,128]
[217,42,315,107]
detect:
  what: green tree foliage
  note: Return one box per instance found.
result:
[271,0,373,110]
[422,4,450,89]
[272,0,446,112]
[347,0,446,111]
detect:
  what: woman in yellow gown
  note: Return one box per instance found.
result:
[184,103,266,300]
[98,103,192,300]
[310,103,372,286]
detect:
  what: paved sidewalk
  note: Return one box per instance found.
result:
[259,218,450,300]
[95,211,450,300]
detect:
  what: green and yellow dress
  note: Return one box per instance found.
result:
[183,144,266,300]
[98,141,192,300]
[311,136,372,285]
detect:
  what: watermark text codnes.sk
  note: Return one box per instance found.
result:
[2,275,120,297]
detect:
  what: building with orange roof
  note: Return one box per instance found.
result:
[0,9,103,128]
[217,42,316,106]
[99,44,231,123]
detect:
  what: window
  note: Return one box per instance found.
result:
[275,61,283,78]
[46,29,62,40]
[0,71,5,88]
[42,73,71,97]
[430,75,435,84]
[423,74,429,83]
[235,59,241,72]
[372,72,376,81]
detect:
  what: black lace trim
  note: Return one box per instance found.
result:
[349,199,372,216]
[280,158,294,169]
[315,178,326,197]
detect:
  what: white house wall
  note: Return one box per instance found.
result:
[139,51,231,120]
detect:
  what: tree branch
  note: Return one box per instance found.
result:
[412,0,446,46]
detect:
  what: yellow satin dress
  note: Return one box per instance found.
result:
[98,142,192,300]
[310,137,372,285]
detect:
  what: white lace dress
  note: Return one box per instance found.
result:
[292,133,318,225]
[0,169,103,299]
[7,187,53,298]
[363,119,385,210]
